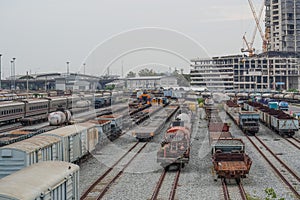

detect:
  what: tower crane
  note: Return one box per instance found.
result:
[241,2,264,56]
[247,0,268,53]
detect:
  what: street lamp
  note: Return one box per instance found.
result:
[66,61,70,76]
[83,63,86,75]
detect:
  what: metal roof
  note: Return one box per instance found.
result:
[1,135,61,153]
[0,101,24,106]
[0,161,79,200]
[41,123,94,137]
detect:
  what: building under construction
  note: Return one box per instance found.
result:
[265,0,300,52]
[191,52,300,92]
[190,0,300,92]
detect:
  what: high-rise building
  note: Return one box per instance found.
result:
[190,52,300,92]
[265,0,300,52]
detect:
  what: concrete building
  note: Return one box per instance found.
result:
[126,76,178,90]
[190,56,234,92]
[190,52,300,92]
[265,0,300,52]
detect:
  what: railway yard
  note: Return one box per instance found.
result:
[0,91,299,199]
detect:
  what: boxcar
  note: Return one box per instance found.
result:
[0,161,80,200]
[0,135,63,178]
[41,123,98,163]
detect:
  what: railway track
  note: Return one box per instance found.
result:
[284,137,300,150]
[0,123,23,134]
[245,135,300,199]
[150,168,181,200]
[221,179,247,200]
[81,142,147,200]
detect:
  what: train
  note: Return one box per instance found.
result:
[0,161,80,200]
[0,92,123,126]
[224,100,260,135]
[206,101,252,179]
[157,107,192,169]
[244,101,299,137]
[0,101,128,178]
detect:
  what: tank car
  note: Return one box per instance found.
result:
[48,110,72,125]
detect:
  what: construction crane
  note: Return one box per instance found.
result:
[241,2,264,56]
[247,0,268,53]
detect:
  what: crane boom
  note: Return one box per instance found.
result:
[247,0,268,52]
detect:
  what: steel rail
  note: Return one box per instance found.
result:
[96,142,148,199]
[169,169,181,200]
[255,136,300,182]
[150,169,167,200]
[245,135,300,199]
[80,142,140,199]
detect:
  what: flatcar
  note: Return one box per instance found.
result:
[0,161,80,200]
[206,101,252,179]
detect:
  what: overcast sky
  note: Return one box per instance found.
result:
[0,0,264,77]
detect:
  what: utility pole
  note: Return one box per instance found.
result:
[10,60,13,90]
[12,58,16,90]
[26,71,29,99]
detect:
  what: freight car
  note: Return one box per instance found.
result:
[207,103,252,179]
[211,138,252,179]
[131,105,179,141]
[48,109,72,126]
[157,110,192,168]
[224,100,259,135]
[0,123,98,178]
[244,101,298,137]
[0,161,80,200]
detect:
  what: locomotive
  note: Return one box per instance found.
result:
[157,109,191,169]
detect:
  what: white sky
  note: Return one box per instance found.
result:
[0,0,264,77]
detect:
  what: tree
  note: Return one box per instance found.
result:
[138,68,159,76]
[126,71,136,78]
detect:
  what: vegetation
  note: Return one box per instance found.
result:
[138,68,164,77]
[105,84,115,90]
[126,71,136,78]
[287,88,298,93]
[245,188,285,200]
